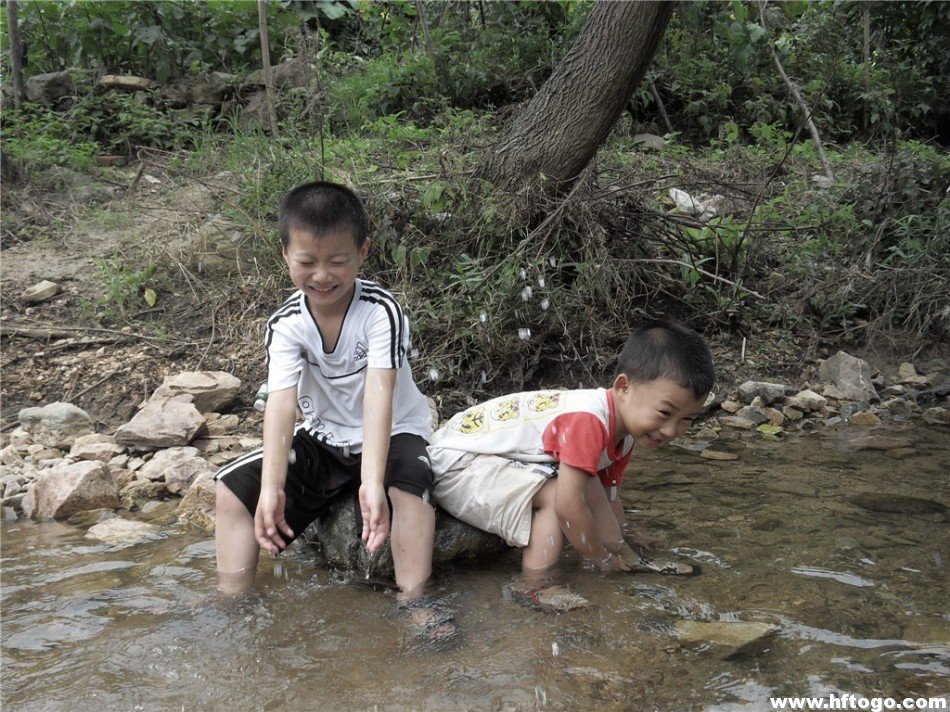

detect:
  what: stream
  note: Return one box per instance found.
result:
[2,423,947,711]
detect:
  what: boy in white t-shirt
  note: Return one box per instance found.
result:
[429,321,714,609]
[215,182,452,639]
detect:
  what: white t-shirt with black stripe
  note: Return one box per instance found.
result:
[264,279,432,452]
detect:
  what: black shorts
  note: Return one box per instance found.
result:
[215,429,433,543]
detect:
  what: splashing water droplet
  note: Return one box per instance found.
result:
[580,533,587,543]
[520,268,527,280]
[540,298,550,311]
[552,642,560,657]
[538,276,546,288]
[564,520,571,529]
[479,310,487,323]
[535,687,547,706]
[521,286,532,301]
[518,328,531,340]
[428,368,440,382]
[480,370,487,383]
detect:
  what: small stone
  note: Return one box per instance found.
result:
[720,399,741,414]
[720,416,756,430]
[787,389,827,413]
[22,280,61,304]
[849,411,881,427]
[922,407,950,425]
[781,406,804,421]
[700,449,739,461]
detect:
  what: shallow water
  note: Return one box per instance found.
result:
[2,424,948,711]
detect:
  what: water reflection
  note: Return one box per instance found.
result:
[1,425,947,710]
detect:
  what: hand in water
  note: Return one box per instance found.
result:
[254,487,294,554]
[359,482,390,553]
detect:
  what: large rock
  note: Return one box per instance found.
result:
[191,71,235,105]
[303,495,509,576]
[151,371,241,413]
[25,71,74,106]
[69,433,126,463]
[674,620,779,659]
[138,446,215,495]
[819,352,878,402]
[176,472,217,532]
[114,396,205,449]
[21,461,119,520]
[18,402,94,449]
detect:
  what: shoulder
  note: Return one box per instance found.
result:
[266,292,304,330]
[357,280,406,316]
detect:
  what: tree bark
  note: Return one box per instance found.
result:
[7,0,26,108]
[257,0,279,135]
[476,1,673,194]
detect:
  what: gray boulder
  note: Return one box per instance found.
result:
[18,402,94,449]
[22,461,119,520]
[819,351,878,402]
[25,71,74,106]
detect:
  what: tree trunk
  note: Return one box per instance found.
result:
[476,1,673,194]
[257,0,279,136]
[7,0,26,108]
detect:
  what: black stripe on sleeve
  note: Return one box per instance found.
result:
[359,285,405,369]
[264,294,302,367]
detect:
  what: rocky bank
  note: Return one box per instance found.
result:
[2,353,948,578]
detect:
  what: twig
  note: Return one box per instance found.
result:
[616,258,765,299]
[648,76,673,133]
[65,370,119,402]
[758,1,834,182]
[0,319,198,346]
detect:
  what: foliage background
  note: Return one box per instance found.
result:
[2,0,947,406]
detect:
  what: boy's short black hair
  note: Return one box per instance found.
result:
[278,181,369,248]
[616,320,715,398]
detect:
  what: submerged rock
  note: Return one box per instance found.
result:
[303,494,508,577]
[849,493,946,516]
[85,517,162,546]
[674,620,779,658]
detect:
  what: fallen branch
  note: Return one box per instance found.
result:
[759,1,834,182]
[616,258,766,299]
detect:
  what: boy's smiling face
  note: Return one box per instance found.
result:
[283,227,369,316]
[612,375,706,447]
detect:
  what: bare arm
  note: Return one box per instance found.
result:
[555,463,627,572]
[255,385,298,554]
[360,367,396,553]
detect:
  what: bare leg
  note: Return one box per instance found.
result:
[215,481,259,596]
[388,487,434,602]
[522,479,563,580]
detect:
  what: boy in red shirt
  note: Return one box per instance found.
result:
[428,320,714,607]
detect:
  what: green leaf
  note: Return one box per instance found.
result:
[143,288,157,307]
